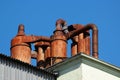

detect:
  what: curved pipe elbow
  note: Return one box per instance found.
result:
[66,23,98,39]
[66,23,98,58]
[85,24,98,31]
[56,19,66,26]
[55,19,67,31]
[85,24,98,58]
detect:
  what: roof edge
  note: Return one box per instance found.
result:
[46,53,120,72]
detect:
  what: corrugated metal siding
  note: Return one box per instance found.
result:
[0,54,56,80]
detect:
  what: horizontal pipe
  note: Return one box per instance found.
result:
[23,35,50,43]
[66,24,98,58]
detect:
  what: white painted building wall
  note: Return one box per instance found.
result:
[57,63,120,80]
[47,53,120,80]
[82,63,120,80]
[57,63,82,80]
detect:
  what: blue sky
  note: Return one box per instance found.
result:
[0,0,120,67]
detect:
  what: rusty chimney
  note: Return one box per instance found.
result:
[51,19,67,64]
[11,24,31,64]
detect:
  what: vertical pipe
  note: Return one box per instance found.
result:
[92,30,98,58]
[45,46,51,60]
[34,41,50,68]
[71,35,78,56]
[78,33,85,53]
[44,46,51,68]
[37,47,45,68]
[84,31,91,55]
[66,24,98,58]
[71,42,77,56]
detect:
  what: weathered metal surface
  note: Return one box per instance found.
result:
[34,41,50,68]
[11,44,31,64]
[84,31,91,55]
[37,47,45,68]
[44,46,51,59]
[68,24,87,56]
[78,33,85,53]
[34,41,50,47]
[11,24,31,64]
[11,24,51,64]
[10,19,98,68]
[31,51,37,59]
[50,19,67,64]
[71,42,77,56]
[71,35,78,56]
[66,24,98,58]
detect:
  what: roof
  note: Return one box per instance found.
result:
[46,53,120,77]
[0,53,54,75]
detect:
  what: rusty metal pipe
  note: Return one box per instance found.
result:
[23,35,50,43]
[84,33,91,55]
[37,46,45,68]
[17,24,25,36]
[11,24,51,64]
[71,42,77,56]
[67,24,98,58]
[78,33,85,54]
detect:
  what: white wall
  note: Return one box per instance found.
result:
[82,63,120,80]
[57,63,82,80]
[57,63,120,80]
[47,54,120,80]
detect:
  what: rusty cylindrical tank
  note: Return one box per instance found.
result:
[51,19,67,64]
[11,24,31,64]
